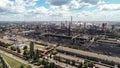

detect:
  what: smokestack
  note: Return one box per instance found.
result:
[68,16,72,36]
[71,16,72,23]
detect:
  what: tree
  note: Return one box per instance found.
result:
[87,61,94,68]
[20,65,24,68]
[49,62,56,68]
[0,41,9,48]
[53,56,57,60]
[10,46,16,51]
[23,49,30,60]
[41,59,45,65]
[23,46,28,50]
[44,63,50,68]
[57,56,61,61]
[27,65,32,68]
[10,46,13,50]
[33,49,40,61]
[66,59,70,64]
[51,51,57,55]
[26,54,30,60]
[71,60,75,65]
[30,51,34,59]
[78,62,83,68]
[23,49,28,56]
[83,63,88,68]
[35,49,40,59]
[41,59,48,65]
[17,47,21,53]
[38,60,42,65]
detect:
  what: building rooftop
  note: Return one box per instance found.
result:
[0,39,14,45]
[56,53,84,62]
[98,39,120,44]
[57,46,120,64]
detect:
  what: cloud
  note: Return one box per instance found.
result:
[0,0,38,14]
[49,10,71,17]
[80,0,103,5]
[76,10,120,21]
[50,5,69,11]
[47,0,103,11]
[47,0,103,9]
[0,0,120,21]
[0,0,25,13]
[47,0,102,6]
[24,0,38,6]
[99,4,120,11]
[0,0,13,12]
[28,6,49,15]
[49,5,71,17]
[47,0,70,6]
[69,0,90,10]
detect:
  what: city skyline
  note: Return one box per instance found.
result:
[0,0,120,21]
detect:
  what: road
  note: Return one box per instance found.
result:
[0,49,39,68]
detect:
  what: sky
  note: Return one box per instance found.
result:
[0,0,120,21]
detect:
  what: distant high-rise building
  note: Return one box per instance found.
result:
[61,22,65,29]
[35,25,39,32]
[102,23,107,35]
[111,25,115,30]
[83,22,86,34]
[68,22,71,36]
[102,23,107,30]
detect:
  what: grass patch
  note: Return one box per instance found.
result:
[2,55,27,68]
[0,61,3,68]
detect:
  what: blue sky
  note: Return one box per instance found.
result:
[0,0,120,21]
[105,0,120,4]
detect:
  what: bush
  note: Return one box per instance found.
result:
[23,46,28,50]
[17,47,21,53]
[0,41,10,48]
[20,65,24,68]
[78,62,83,68]
[71,60,75,65]
[87,61,94,67]
[66,59,70,64]
[10,46,16,51]
[49,62,56,68]
[27,65,32,68]
[51,51,57,55]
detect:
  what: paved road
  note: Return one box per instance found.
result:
[0,50,39,68]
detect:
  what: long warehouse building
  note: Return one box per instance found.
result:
[56,46,120,65]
